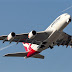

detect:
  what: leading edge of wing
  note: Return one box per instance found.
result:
[0,31,51,44]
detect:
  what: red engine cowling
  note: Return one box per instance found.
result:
[7,32,16,40]
[28,30,37,39]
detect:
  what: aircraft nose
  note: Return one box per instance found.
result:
[67,17,71,23]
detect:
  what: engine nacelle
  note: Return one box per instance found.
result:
[7,32,16,40]
[28,30,37,39]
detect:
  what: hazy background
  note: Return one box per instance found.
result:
[0,0,72,72]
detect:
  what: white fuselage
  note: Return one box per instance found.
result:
[28,13,71,53]
[45,13,71,32]
[4,13,72,59]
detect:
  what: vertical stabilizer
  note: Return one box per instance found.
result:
[22,42,32,52]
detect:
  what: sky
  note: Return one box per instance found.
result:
[0,0,72,72]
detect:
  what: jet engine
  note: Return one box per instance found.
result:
[28,30,37,39]
[7,32,16,40]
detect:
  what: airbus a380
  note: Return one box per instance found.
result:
[0,13,72,59]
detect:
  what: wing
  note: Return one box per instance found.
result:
[4,52,28,57]
[32,54,44,59]
[0,31,51,45]
[56,31,72,47]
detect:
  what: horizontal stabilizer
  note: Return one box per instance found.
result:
[4,52,28,57]
[32,54,44,59]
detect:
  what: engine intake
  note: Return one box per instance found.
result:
[32,30,36,35]
[11,32,16,37]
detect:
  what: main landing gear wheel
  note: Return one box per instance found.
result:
[49,45,53,49]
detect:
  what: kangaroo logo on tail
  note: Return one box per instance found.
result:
[22,42,32,52]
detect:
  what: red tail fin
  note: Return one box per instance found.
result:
[22,42,32,52]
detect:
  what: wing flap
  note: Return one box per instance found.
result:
[56,31,72,47]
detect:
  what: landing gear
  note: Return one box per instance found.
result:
[42,42,47,44]
[37,45,45,48]
[49,45,53,49]
[49,42,54,49]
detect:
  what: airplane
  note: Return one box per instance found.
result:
[0,13,72,59]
